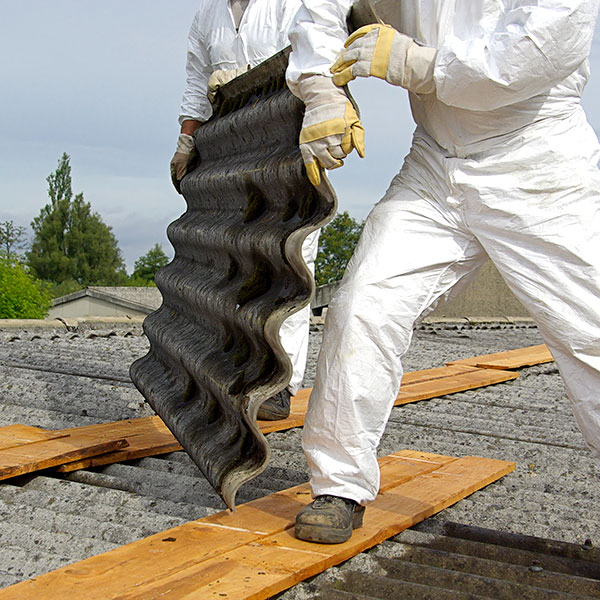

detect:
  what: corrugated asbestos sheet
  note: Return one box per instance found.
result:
[130,50,336,510]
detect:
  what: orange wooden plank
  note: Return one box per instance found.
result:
[0,437,129,480]
[395,366,519,405]
[0,450,514,600]
[447,344,553,370]
[113,455,513,600]
[56,417,183,472]
[0,424,68,451]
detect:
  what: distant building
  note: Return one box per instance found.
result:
[48,287,163,319]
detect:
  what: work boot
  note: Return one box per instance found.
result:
[295,495,365,544]
[257,389,291,421]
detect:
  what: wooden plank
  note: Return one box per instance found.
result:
[0,450,514,599]
[0,424,68,451]
[117,456,513,600]
[395,366,519,405]
[0,437,129,480]
[56,417,183,472]
[447,344,553,370]
[263,366,519,433]
[1,351,532,477]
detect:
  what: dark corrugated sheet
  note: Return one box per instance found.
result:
[130,50,336,509]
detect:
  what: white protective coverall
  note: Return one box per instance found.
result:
[180,0,319,395]
[287,0,600,503]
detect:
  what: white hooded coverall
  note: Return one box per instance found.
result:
[287,0,600,504]
[180,0,319,395]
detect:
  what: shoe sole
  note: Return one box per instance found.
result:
[295,506,365,544]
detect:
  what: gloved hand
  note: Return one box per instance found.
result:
[296,75,365,187]
[331,23,436,94]
[170,133,198,194]
[207,67,249,102]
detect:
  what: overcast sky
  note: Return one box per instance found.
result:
[1,2,599,272]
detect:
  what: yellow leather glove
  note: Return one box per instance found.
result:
[296,75,365,187]
[170,133,198,194]
[207,67,249,102]
[331,23,436,94]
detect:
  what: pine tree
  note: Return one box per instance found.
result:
[28,153,126,287]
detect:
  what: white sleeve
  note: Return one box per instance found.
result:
[179,12,213,124]
[435,0,599,111]
[277,0,304,50]
[286,0,354,97]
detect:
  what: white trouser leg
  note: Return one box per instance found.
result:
[303,160,488,503]
[465,118,600,460]
[279,229,320,395]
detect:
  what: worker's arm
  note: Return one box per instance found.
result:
[286,1,364,185]
[434,0,599,111]
[286,0,353,96]
[171,12,212,194]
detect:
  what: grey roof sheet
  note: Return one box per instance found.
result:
[0,319,599,596]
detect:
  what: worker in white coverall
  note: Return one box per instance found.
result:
[170,0,320,420]
[285,0,600,543]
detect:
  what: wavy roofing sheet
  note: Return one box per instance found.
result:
[130,50,336,510]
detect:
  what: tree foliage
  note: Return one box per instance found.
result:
[132,243,169,283]
[0,255,52,319]
[28,153,126,287]
[0,221,27,261]
[315,211,364,286]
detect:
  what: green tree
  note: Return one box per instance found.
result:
[132,243,170,283]
[315,211,364,286]
[0,221,27,261]
[28,153,126,288]
[0,255,52,319]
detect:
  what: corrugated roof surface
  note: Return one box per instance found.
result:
[0,319,599,596]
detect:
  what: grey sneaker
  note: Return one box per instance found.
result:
[257,389,291,421]
[295,495,365,544]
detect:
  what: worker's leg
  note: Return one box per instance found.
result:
[469,112,600,460]
[303,151,488,504]
[279,229,320,395]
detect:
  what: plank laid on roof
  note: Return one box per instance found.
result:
[395,364,519,405]
[0,450,514,600]
[0,436,128,481]
[0,353,527,479]
[56,416,182,472]
[0,424,68,451]
[446,344,553,370]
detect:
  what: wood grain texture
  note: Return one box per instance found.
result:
[446,344,553,370]
[0,345,537,479]
[0,437,129,480]
[0,425,68,451]
[0,450,514,600]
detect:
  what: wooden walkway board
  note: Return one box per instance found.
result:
[0,450,514,600]
[0,436,129,480]
[395,364,519,405]
[0,424,68,451]
[56,417,182,472]
[447,344,553,370]
[0,346,539,478]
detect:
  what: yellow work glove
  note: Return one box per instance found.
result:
[170,133,198,194]
[296,75,365,187]
[207,67,249,102]
[331,24,436,94]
